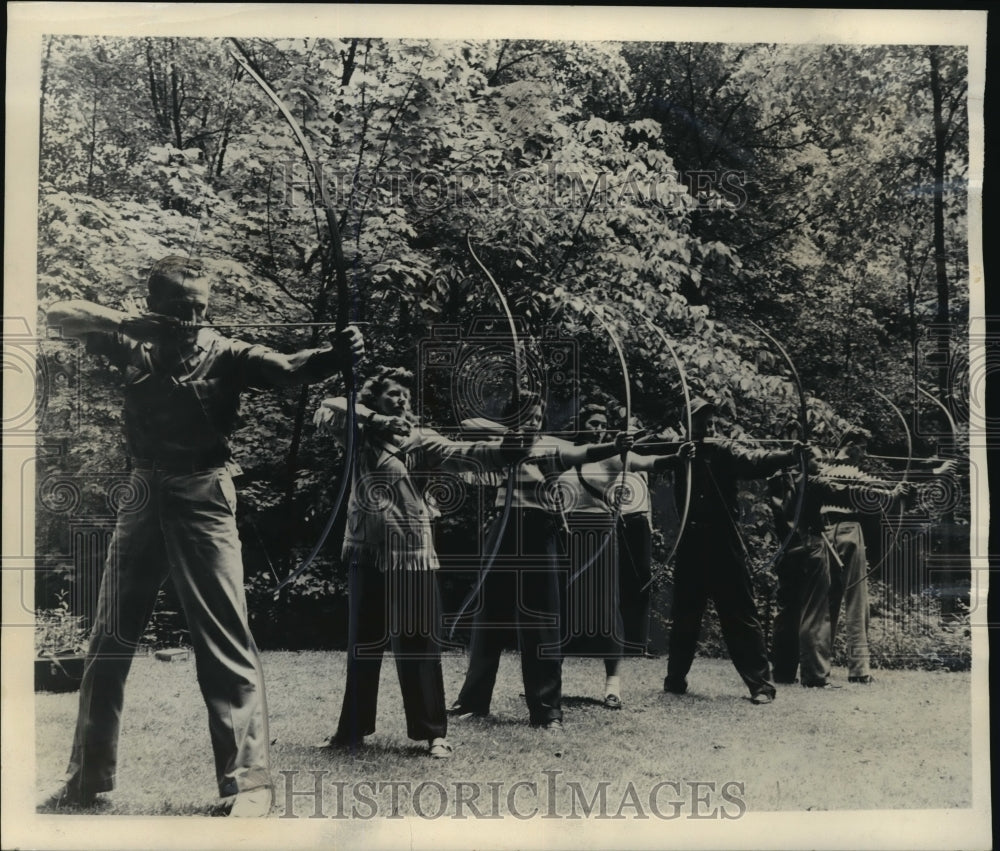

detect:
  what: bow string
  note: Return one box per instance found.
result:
[447,235,523,639]
[844,389,914,591]
[746,319,809,577]
[563,301,632,589]
[636,316,693,594]
[228,39,358,592]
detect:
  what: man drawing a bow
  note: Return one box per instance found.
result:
[40,255,364,817]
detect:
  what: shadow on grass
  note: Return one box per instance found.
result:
[451,713,532,728]
[658,690,717,703]
[38,797,224,818]
[560,695,607,708]
[36,799,112,816]
[34,653,974,816]
[292,737,436,760]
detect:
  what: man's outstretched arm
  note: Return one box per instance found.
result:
[47,300,124,337]
[47,299,188,343]
[253,326,365,388]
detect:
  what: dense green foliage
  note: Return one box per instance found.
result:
[35,37,971,660]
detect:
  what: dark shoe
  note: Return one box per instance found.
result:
[38,782,97,810]
[315,733,365,750]
[750,691,775,705]
[448,703,487,720]
[225,786,274,818]
[848,675,875,684]
[774,676,799,685]
[663,677,687,695]
[603,693,623,710]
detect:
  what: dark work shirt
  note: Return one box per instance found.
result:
[86,329,273,464]
[768,470,834,549]
[677,440,797,524]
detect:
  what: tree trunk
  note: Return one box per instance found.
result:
[928,46,950,398]
[169,58,184,150]
[341,38,359,86]
[40,37,53,152]
[215,120,231,178]
[85,82,99,195]
[146,39,169,138]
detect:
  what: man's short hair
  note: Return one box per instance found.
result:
[147,256,206,301]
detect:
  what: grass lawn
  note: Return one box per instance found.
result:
[35,650,972,817]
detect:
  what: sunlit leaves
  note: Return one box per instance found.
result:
[36,35,971,584]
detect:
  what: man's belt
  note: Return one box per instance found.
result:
[130,454,228,474]
[822,512,864,525]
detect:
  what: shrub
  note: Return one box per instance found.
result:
[859,582,971,672]
[650,562,971,673]
[245,562,350,650]
[35,593,89,657]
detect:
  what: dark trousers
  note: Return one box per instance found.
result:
[455,509,563,725]
[561,512,623,658]
[618,513,653,655]
[66,468,269,799]
[772,536,833,685]
[771,550,802,682]
[666,522,776,698]
[335,565,447,742]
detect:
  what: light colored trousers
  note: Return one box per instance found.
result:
[65,466,270,798]
[827,520,872,679]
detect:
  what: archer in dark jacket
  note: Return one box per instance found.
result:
[655,397,803,704]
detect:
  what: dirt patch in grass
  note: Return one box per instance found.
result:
[35,651,972,817]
